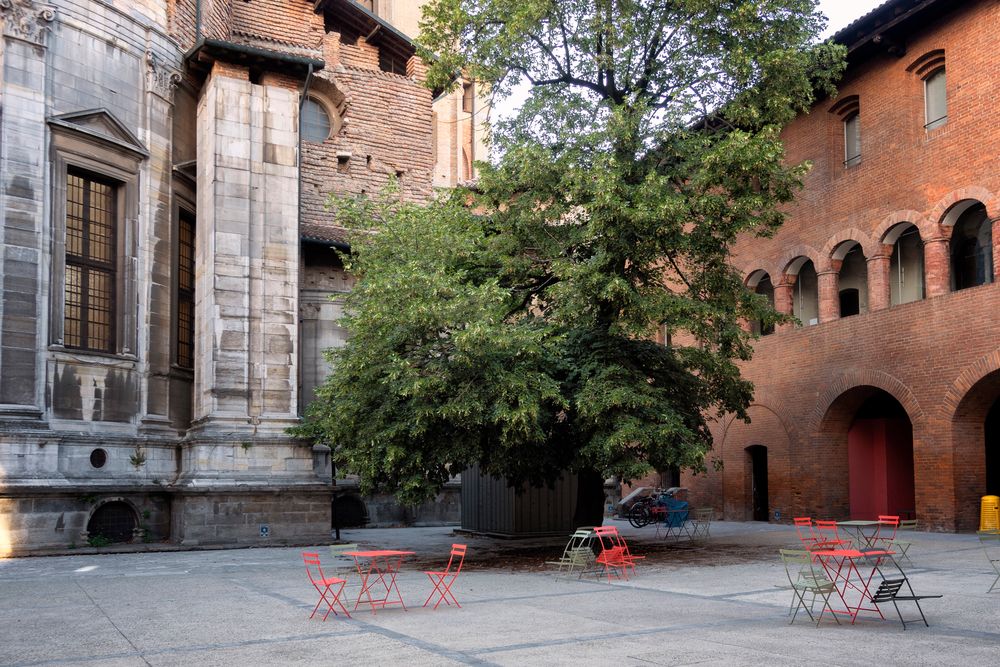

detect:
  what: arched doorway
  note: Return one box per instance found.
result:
[745,445,769,521]
[987,398,1000,495]
[950,369,1000,530]
[848,392,916,519]
[87,501,138,544]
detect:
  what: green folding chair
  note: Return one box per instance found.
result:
[546,528,597,577]
[978,530,1000,593]
[889,519,917,564]
[690,508,714,540]
[779,549,841,626]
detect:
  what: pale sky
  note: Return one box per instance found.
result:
[820,0,885,36]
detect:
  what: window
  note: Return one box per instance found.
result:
[889,226,925,306]
[462,82,474,113]
[908,50,946,129]
[177,210,196,368]
[950,203,993,291]
[64,171,117,352]
[301,98,331,142]
[379,49,408,75]
[924,68,947,129]
[844,113,861,166]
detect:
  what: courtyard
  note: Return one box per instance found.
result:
[1,521,997,666]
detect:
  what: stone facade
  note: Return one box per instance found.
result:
[0,0,459,556]
[670,0,1000,532]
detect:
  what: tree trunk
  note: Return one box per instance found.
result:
[573,467,607,527]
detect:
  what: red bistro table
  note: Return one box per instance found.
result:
[344,550,415,613]
[811,548,895,623]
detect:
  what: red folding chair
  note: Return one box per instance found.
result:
[302,552,351,620]
[813,520,852,550]
[872,515,900,550]
[592,526,643,581]
[423,543,467,610]
[793,517,818,549]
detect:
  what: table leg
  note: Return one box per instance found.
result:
[354,558,380,614]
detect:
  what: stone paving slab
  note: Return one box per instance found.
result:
[0,521,998,666]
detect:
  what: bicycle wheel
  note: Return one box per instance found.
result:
[628,503,651,528]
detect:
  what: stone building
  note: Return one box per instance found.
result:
[677,0,1000,531]
[0,0,462,555]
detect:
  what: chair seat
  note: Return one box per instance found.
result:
[320,575,347,586]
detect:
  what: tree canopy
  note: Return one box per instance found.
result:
[294,0,845,515]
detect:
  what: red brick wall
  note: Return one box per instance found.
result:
[689,1,1000,532]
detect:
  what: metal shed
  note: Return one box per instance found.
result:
[460,465,579,536]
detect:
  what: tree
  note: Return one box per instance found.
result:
[295,1,845,523]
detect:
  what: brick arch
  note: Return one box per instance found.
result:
[873,210,931,245]
[940,349,1000,420]
[819,228,875,270]
[929,186,1000,228]
[719,398,793,522]
[808,369,925,436]
[744,268,774,289]
[940,350,1000,530]
[776,245,821,278]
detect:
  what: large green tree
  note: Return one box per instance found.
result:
[296,0,844,522]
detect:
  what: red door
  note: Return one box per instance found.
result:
[848,418,914,519]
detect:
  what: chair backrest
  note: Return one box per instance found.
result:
[443,543,467,575]
[593,526,624,554]
[779,549,825,586]
[871,578,905,603]
[899,519,918,531]
[329,543,358,569]
[302,552,326,586]
[877,515,900,542]
[565,529,595,555]
[793,517,816,545]
[814,520,843,541]
[694,508,714,521]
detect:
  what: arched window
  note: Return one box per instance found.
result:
[950,203,993,291]
[788,258,818,326]
[887,224,925,306]
[747,271,774,336]
[301,97,332,142]
[837,243,868,317]
[87,501,138,543]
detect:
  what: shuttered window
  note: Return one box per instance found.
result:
[925,68,947,129]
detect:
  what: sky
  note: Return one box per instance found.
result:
[820,0,885,36]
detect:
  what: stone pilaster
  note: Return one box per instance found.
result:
[191,61,300,440]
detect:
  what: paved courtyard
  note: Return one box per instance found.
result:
[1,521,997,666]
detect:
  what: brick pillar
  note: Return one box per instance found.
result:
[923,237,950,297]
[993,217,1000,280]
[774,279,794,333]
[867,251,891,312]
[817,269,840,323]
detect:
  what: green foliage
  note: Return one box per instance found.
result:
[87,535,112,548]
[297,1,845,505]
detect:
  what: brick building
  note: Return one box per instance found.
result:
[678,0,1000,532]
[0,0,464,555]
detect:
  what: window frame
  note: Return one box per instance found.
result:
[175,207,196,369]
[843,112,861,166]
[48,117,144,358]
[63,169,119,353]
[924,67,947,129]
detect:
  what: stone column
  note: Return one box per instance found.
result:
[923,237,950,297]
[817,268,840,323]
[773,278,794,333]
[191,62,300,438]
[866,251,891,312]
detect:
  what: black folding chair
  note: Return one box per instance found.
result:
[871,578,941,630]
